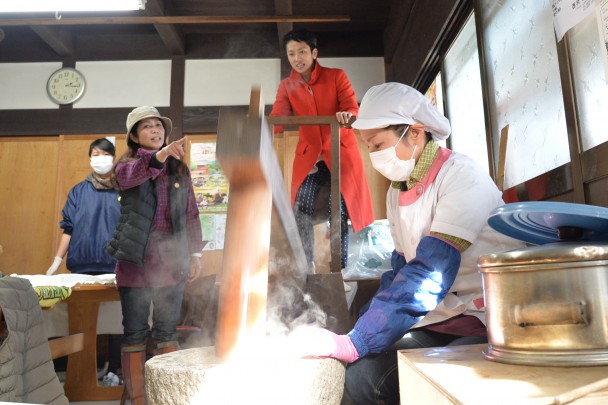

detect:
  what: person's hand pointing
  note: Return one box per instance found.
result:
[156,137,186,163]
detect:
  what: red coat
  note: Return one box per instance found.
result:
[270,62,374,232]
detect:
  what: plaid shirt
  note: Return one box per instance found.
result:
[115,148,203,255]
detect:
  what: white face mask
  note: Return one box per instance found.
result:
[369,127,418,182]
[90,155,114,175]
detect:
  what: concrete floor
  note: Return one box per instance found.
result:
[56,370,122,405]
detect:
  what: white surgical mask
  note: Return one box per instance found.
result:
[369,127,418,182]
[90,155,114,175]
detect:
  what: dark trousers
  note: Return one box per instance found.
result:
[119,283,185,345]
[343,330,487,405]
[293,160,350,268]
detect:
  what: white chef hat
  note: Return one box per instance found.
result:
[352,82,451,141]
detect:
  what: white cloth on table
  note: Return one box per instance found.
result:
[10,273,116,287]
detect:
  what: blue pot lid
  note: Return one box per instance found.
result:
[487,201,608,245]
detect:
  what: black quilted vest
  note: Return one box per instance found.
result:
[105,157,189,272]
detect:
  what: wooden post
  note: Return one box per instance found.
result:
[496,125,509,192]
[329,120,341,273]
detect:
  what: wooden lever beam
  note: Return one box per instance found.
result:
[215,88,309,360]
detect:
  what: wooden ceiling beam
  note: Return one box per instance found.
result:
[29,26,74,56]
[145,0,184,55]
[153,23,185,54]
[274,0,293,45]
[0,15,349,27]
[274,0,293,78]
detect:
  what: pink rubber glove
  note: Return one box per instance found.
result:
[289,327,360,363]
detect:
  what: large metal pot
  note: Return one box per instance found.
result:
[478,241,608,366]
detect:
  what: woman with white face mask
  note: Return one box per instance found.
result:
[47,137,120,276]
[289,83,524,404]
[46,137,122,380]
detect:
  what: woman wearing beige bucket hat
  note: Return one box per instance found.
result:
[289,83,524,404]
[105,106,203,405]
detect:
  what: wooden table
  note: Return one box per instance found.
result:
[62,284,124,401]
[397,344,608,404]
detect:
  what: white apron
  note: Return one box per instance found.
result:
[386,148,524,327]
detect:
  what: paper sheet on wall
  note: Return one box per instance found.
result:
[597,0,608,81]
[200,213,226,251]
[552,0,596,41]
[214,214,226,250]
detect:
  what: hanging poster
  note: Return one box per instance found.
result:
[597,0,608,81]
[190,140,229,251]
[213,214,226,250]
[425,79,439,109]
[552,0,596,42]
[199,213,227,251]
[190,142,229,213]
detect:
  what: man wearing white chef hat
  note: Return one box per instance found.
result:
[289,82,524,404]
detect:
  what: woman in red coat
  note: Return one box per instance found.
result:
[270,28,374,271]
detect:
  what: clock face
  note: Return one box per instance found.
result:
[47,68,86,105]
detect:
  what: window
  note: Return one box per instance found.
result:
[479,0,569,189]
[443,13,489,174]
[568,9,608,151]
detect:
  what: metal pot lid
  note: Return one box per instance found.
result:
[487,201,608,245]
[478,240,608,268]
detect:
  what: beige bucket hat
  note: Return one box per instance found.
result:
[126,106,173,138]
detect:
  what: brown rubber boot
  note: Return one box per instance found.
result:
[151,340,179,356]
[121,344,146,405]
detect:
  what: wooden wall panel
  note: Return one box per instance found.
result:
[0,137,58,275]
[271,132,289,192]
[282,131,298,196]
[586,178,608,209]
[0,131,387,277]
[277,131,388,220]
